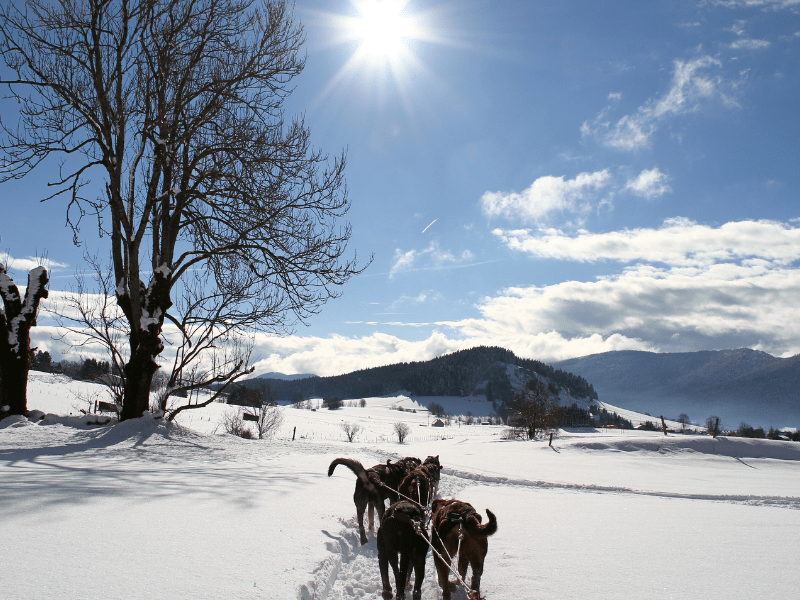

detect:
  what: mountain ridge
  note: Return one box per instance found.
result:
[554,348,800,427]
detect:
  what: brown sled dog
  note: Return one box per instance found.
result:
[398,455,441,507]
[377,501,429,600]
[430,499,497,600]
[328,457,419,544]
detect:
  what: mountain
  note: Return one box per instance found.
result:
[554,349,800,428]
[237,346,597,409]
[254,372,317,381]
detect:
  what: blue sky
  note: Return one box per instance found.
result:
[2,0,800,376]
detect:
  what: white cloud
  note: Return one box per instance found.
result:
[706,0,800,8]
[389,248,418,277]
[1,255,69,273]
[730,38,771,50]
[492,218,800,266]
[480,170,612,224]
[625,168,672,199]
[582,56,737,150]
[248,330,464,377]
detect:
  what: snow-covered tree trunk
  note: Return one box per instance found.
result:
[0,265,49,416]
[117,267,172,421]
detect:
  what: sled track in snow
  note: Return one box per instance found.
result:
[442,468,800,510]
[366,448,800,510]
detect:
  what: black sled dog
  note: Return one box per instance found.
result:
[377,501,429,600]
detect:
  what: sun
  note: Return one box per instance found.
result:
[349,1,419,65]
[307,0,451,110]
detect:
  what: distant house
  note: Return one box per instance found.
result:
[432,419,445,427]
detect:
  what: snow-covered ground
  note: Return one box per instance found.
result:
[2,372,799,599]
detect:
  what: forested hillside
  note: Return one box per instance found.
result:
[237,346,597,404]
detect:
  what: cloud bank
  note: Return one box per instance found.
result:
[33,219,800,378]
[491,218,800,265]
[236,219,800,375]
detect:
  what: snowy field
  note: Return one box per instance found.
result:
[2,372,800,600]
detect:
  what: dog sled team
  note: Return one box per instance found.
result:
[328,454,497,600]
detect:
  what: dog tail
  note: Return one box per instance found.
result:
[466,508,498,537]
[328,457,371,487]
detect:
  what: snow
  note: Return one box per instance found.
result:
[140,306,162,330]
[1,373,799,599]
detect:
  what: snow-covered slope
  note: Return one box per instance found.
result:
[1,373,799,599]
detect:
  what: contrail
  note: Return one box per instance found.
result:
[421,218,437,234]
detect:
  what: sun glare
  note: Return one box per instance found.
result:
[307,0,454,111]
[350,1,417,64]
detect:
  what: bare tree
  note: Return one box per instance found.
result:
[242,385,282,440]
[341,421,361,442]
[677,413,690,432]
[0,263,49,416]
[48,255,128,407]
[393,421,411,443]
[507,377,559,440]
[0,0,367,421]
[706,415,721,438]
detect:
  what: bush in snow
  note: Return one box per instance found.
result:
[221,409,254,439]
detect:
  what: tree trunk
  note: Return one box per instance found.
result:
[118,267,172,421]
[120,339,161,421]
[0,341,33,416]
[0,266,49,416]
